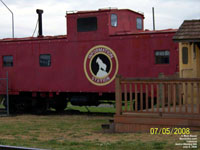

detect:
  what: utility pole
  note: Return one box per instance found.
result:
[0,0,14,38]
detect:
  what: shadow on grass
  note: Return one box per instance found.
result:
[6,106,115,117]
[47,109,115,117]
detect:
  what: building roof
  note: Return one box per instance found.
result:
[173,19,200,42]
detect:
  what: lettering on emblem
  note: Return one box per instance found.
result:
[84,45,118,86]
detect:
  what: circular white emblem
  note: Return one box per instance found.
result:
[84,45,118,86]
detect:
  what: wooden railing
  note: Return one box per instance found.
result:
[115,75,200,116]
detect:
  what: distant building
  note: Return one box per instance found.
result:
[173,20,200,78]
[173,19,200,103]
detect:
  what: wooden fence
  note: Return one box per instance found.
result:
[115,75,200,116]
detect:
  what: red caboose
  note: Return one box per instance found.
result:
[0,8,178,113]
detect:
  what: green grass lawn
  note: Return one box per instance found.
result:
[0,103,199,150]
[0,114,199,150]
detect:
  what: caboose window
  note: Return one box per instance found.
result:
[3,56,13,67]
[111,14,117,27]
[77,17,97,32]
[40,54,51,67]
[182,47,188,64]
[136,18,142,30]
[155,50,170,64]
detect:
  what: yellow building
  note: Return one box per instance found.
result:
[173,20,200,103]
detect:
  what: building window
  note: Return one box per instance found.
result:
[111,14,117,27]
[193,44,196,59]
[136,18,142,30]
[3,56,13,67]
[40,54,51,67]
[155,50,170,64]
[77,17,97,32]
[182,47,188,64]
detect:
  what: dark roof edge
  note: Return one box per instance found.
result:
[173,38,200,42]
[183,19,200,22]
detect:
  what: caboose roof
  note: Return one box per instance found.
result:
[110,29,177,36]
[173,19,200,42]
[0,29,177,42]
[67,8,144,18]
[0,35,67,42]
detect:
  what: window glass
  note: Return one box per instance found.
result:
[77,17,97,32]
[160,51,165,56]
[40,54,51,67]
[111,14,117,27]
[155,51,160,56]
[182,47,188,64]
[155,50,170,64]
[165,51,170,56]
[197,42,200,49]
[3,56,13,67]
[193,44,196,59]
[136,18,142,30]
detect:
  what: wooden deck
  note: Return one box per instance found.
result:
[114,75,200,132]
[115,105,200,133]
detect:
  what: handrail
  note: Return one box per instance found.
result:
[115,74,200,116]
[120,77,200,83]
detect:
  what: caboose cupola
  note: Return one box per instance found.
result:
[66,8,144,41]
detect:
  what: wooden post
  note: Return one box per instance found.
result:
[146,84,149,112]
[179,83,182,113]
[162,83,165,112]
[173,83,176,113]
[130,84,133,112]
[168,83,171,113]
[115,75,122,115]
[140,84,143,111]
[158,73,165,106]
[185,83,188,113]
[197,83,200,114]
[135,84,138,112]
[156,84,159,113]
[124,84,127,112]
[151,84,154,112]
[191,83,194,114]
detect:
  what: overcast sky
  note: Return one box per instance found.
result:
[0,0,199,38]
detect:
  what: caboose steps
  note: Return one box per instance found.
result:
[101,119,115,133]
[0,108,7,117]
